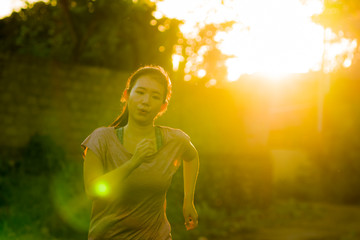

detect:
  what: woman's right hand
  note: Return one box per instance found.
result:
[131,138,156,166]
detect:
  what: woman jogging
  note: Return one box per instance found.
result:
[81,65,199,239]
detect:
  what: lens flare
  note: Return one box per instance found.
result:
[95,182,109,197]
[51,170,91,232]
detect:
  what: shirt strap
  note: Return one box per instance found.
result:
[117,126,162,150]
[116,127,124,145]
[155,126,163,150]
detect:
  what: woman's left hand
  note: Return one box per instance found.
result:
[183,201,198,230]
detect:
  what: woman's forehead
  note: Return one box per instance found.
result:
[133,75,165,93]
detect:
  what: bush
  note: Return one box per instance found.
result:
[21,133,66,175]
[0,134,89,239]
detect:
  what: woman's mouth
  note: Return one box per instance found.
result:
[138,109,149,115]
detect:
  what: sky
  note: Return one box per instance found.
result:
[0,0,46,19]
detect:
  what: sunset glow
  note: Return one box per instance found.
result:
[155,0,357,81]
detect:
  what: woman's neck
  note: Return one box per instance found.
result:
[124,121,155,138]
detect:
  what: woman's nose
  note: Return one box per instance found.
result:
[141,94,150,104]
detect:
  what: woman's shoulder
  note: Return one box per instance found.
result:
[157,125,190,142]
[89,126,114,138]
[81,127,115,152]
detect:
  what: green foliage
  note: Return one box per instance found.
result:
[0,134,88,239]
[0,2,63,58]
[50,161,91,234]
[0,0,181,71]
[21,133,66,175]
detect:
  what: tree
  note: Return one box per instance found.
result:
[313,0,360,39]
[0,0,181,71]
[174,22,235,85]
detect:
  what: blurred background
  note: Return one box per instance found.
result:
[1,0,360,239]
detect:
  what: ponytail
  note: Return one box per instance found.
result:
[109,104,129,128]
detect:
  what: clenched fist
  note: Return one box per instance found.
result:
[131,138,156,167]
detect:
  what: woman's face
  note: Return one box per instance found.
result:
[127,75,166,125]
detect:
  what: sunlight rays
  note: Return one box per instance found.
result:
[155,0,357,81]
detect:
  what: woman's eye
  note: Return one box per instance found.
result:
[136,91,144,95]
[152,95,161,100]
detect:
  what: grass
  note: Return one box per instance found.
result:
[2,172,360,240]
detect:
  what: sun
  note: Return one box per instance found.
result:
[155,0,357,82]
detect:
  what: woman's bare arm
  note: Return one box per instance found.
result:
[182,142,199,230]
[83,139,156,200]
[183,151,199,203]
[84,148,141,200]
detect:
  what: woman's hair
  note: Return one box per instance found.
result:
[109,65,172,128]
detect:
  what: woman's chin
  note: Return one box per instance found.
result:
[132,116,154,126]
